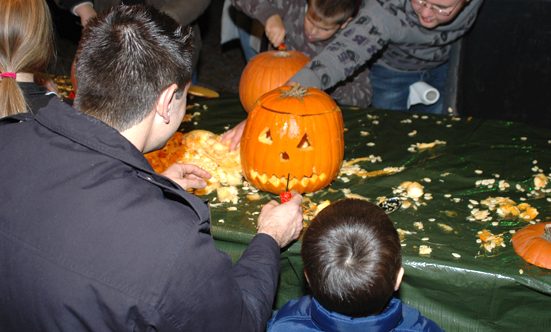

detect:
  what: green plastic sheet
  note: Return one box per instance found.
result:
[182,92,551,331]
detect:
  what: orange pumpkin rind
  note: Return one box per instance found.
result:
[239,50,310,113]
[511,222,551,269]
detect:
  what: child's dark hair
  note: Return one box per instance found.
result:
[301,198,402,317]
[308,0,360,25]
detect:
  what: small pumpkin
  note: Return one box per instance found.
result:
[240,84,344,194]
[511,222,551,269]
[239,47,310,113]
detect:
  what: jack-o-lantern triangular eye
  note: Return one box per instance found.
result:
[258,127,272,145]
[297,133,312,149]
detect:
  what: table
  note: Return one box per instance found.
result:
[182,92,551,331]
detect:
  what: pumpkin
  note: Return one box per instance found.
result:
[511,222,551,269]
[240,84,344,194]
[239,47,310,113]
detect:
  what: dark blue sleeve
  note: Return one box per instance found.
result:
[400,303,445,332]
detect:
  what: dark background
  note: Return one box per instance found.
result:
[46,0,246,94]
[456,0,551,128]
[46,0,551,128]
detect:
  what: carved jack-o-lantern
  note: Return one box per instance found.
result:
[240,85,344,194]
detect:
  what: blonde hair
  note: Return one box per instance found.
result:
[0,0,54,117]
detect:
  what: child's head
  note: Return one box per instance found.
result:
[0,0,54,116]
[301,198,403,317]
[303,0,359,42]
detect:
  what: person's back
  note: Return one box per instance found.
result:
[0,6,231,330]
[0,4,304,331]
[0,104,219,330]
[268,198,444,332]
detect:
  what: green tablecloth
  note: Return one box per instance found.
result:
[183,92,551,331]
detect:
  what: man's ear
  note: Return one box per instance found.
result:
[339,17,353,30]
[156,83,178,124]
[395,267,405,291]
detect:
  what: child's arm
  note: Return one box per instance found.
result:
[289,1,387,91]
[230,0,280,29]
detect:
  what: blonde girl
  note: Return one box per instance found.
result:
[0,0,55,117]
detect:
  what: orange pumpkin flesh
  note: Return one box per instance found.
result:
[239,49,310,113]
[511,222,551,269]
[240,85,344,194]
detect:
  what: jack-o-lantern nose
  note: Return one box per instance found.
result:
[281,151,289,161]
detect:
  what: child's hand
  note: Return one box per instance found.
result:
[220,119,246,152]
[265,14,286,48]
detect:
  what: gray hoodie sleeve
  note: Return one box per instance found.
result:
[230,0,281,26]
[290,0,387,90]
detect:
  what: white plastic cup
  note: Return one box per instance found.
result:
[407,81,440,109]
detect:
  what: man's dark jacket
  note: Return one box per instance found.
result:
[0,98,280,331]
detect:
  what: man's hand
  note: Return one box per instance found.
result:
[161,163,212,190]
[265,14,286,48]
[284,80,297,86]
[220,119,246,152]
[257,191,303,248]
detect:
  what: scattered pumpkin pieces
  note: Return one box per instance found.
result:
[404,181,424,199]
[480,197,539,221]
[340,157,404,179]
[408,140,447,152]
[217,186,238,204]
[246,193,262,201]
[534,173,549,190]
[438,223,454,232]
[419,245,432,255]
[144,130,242,196]
[477,229,506,252]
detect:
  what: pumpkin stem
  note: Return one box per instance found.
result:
[544,224,551,242]
[280,84,309,99]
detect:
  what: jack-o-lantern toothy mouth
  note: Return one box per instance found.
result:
[248,170,327,188]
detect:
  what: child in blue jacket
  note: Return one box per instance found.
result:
[268,198,444,332]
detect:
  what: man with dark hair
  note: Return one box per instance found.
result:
[74,4,195,132]
[0,5,304,331]
[268,199,443,331]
